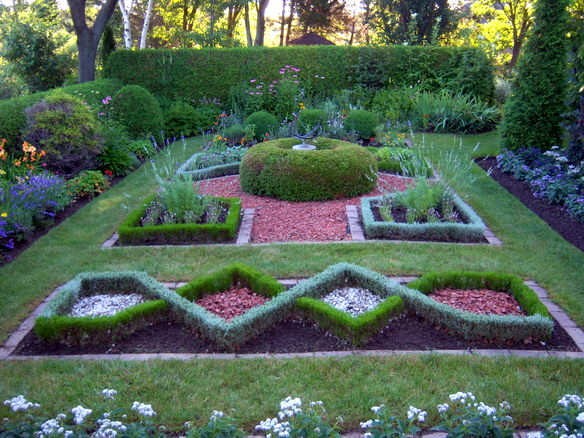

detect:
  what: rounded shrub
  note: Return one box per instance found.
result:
[344,109,379,139]
[111,85,163,138]
[24,92,103,176]
[245,111,278,140]
[164,101,197,137]
[298,109,326,133]
[240,137,378,201]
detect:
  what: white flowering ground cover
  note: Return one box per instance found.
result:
[68,294,147,318]
[321,287,383,317]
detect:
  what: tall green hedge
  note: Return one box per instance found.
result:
[104,46,494,103]
[0,79,122,151]
[500,0,569,151]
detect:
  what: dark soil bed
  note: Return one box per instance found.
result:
[477,157,584,252]
[13,312,577,355]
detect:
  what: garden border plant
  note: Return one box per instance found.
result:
[361,193,486,242]
[405,271,553,342]
[176,152,241,181]
[33,271,172,345]
[117,195,241,245]
[174,263,301,348]
[294,263,405,345]
[240,137,378,201]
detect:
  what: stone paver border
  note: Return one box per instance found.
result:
[2,278,582,361]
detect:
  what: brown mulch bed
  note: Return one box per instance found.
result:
[199,174,410,243]
[429,288,525,316]
[195,286,269,321]
[477,157,584,252]
[13,312,578,355]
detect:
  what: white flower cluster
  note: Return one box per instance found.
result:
[3,395,40,412]
[210,410,225,422]
[131,401,156,417]
[278,396,302,419]
[437,403,449,414]
[449,391,476,405]
[38,413,72,438]
[371,404,385,415]
[72,405,92,425]
[94,418,127,438]
[475,402,497,417]
[360,419,374,429]
[102,389,117,400]
[407,406,427,423]
[558,395,583,410]
[256,417,291,438]
[548,423,584,438]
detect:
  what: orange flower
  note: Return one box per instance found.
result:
[14,160,21,167]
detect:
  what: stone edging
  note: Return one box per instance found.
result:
[1,277,582,361]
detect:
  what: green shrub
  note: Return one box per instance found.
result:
[104,46,494,103]
[297,109,326,133]
[222,124,254,145]
[34,271,171,345]
[245,111,278,140]
[240,137,378,201]
[24,92,103,177]
[118,195,241,245]
[111,84,163,139]
[0,79,122,151]
[98,120,138,176]
[371,147,433,177]
[500,0,569,150]
[164,101,197,137]
[370,87,419,121]
[66,170,110,199]
[127,139,157,160]
[192,104,222,133]
[344,110,379,139]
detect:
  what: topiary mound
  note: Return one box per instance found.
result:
[240,137,378,201]
[111,85,163,138]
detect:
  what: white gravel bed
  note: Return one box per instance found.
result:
[69,294,147,318]
[321,287,383,317]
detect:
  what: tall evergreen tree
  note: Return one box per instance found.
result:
[500,0,570,151]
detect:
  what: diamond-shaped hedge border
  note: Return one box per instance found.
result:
[34,271,173,345]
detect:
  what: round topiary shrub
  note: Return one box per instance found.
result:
[111,85,163,138]
[240,137,378,201]
[245,111,278,140]
[298,109,326,134]
[344,109,379,139]
[24,92,103,176]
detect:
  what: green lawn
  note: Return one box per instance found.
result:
[0,132,583,431]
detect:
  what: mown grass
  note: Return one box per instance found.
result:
[0,131,583,430]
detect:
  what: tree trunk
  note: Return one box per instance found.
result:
[139,0,154,48]
[254,0,269,46]
[68,0,118,83]
[279,0,286,46]
[244,3,253,46]
[118,0,133,49]
[285,0,294,44]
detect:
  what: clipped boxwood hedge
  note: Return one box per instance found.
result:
[104,46,494,103]
[294,263,405,345]
[34,271,171,345]
[0,79,123,150]
[361,193,486,242]
[240,137,378,201]
[174,263,298,348]
[118,195,241,245]
[406,271,553,341]
[176,152,242,180]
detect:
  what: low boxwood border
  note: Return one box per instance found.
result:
[405,271,553,342]
[294,263,405,345]
[174,263,299,348]
[365,147,434,177]
[34,271,174,345]
[361,194,486,242]
[118,195,241,245]
[176,152,241,180]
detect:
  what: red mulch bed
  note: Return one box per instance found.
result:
[430,288,525,316]
[195,286,269,321]
[199,174,409,243]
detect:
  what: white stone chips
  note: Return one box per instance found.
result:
[69,294,146,318]
[321,287,383,317]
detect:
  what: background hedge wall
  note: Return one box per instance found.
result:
[104,46,494,103]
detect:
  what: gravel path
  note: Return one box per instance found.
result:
[199,174,409,243]
[322,287,383,317]
[69,294,146,318]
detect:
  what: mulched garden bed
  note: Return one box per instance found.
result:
[429,288,525,316]
[195,286,269,321]
[13,312,577,355]
[198,174,410,243]
[477,157,584,252]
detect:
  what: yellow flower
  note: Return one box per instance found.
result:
[0,170,5,175]
[1,212,7,217]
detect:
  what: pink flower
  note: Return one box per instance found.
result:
[279,71,285,75]
[285,65,290,68]
[98,112,105,116]
[292,74,298,77]
[293,80,299,84]
[250,79,256,83]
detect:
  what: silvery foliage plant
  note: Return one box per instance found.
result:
[255,397,341,438]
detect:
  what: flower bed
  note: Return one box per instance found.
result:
[117,195,241,245]
[295,264,404,345]
[406,271,553,342]
[176,148,245,181]
[361,193,486,242]
[34,271,172,345]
